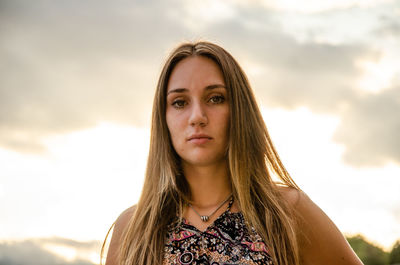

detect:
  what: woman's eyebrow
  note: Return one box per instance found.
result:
[167,88,188,95]
[167,84,226,95]
[205,84,226,90]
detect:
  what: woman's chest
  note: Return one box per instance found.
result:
[163,212,273,265]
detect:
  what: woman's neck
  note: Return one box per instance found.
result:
[182,161,231,208]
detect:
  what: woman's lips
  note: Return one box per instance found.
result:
[187,134,212,144]
[189,137,211,144]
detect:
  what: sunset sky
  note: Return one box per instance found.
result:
[1,0,400,264]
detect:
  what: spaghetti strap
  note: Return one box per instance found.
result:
[226,195,234,212]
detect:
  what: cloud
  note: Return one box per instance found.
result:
[0,0,399,167]
[333,83,400,166]
[0,238,98,265]
[375,13,400,37]
[203,4,400,167]
[197,8,399,166]
[251,0,396,13]
[39,237,100,250]
[230,33,376,112]
[0,0,187,153]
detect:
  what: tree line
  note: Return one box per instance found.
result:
[347,235,400,265]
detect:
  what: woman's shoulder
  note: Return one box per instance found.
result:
[113,205,137,239]
[276,185,321,213]
[105,205,136,265]
[276,185,302,207]
[276,186,363,265]
[115,205,136,228]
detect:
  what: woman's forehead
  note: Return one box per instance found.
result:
[167,56,225,92]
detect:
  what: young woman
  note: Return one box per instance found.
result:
[103,41,364,265]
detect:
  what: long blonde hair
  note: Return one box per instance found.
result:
[108,41,300,265]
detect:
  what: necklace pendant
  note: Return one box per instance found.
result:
[200,216,209,222]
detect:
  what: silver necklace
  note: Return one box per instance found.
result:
[188,194,232,222]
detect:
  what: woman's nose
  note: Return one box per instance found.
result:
[189,102,208,127]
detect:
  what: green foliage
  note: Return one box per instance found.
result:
[390,241,400,264]
[347,235,389,265]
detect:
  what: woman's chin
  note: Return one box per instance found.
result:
[181,155,226,168]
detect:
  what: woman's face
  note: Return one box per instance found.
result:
[166,56,230,168]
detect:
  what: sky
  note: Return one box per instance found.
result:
[0,0,400,263]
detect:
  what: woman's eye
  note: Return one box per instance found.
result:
[172,100,186,108]
[209,95,225,104]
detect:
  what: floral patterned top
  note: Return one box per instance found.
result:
[163,199,273,265]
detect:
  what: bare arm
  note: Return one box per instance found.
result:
[293,191,364,265]
[105,206,136,265]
